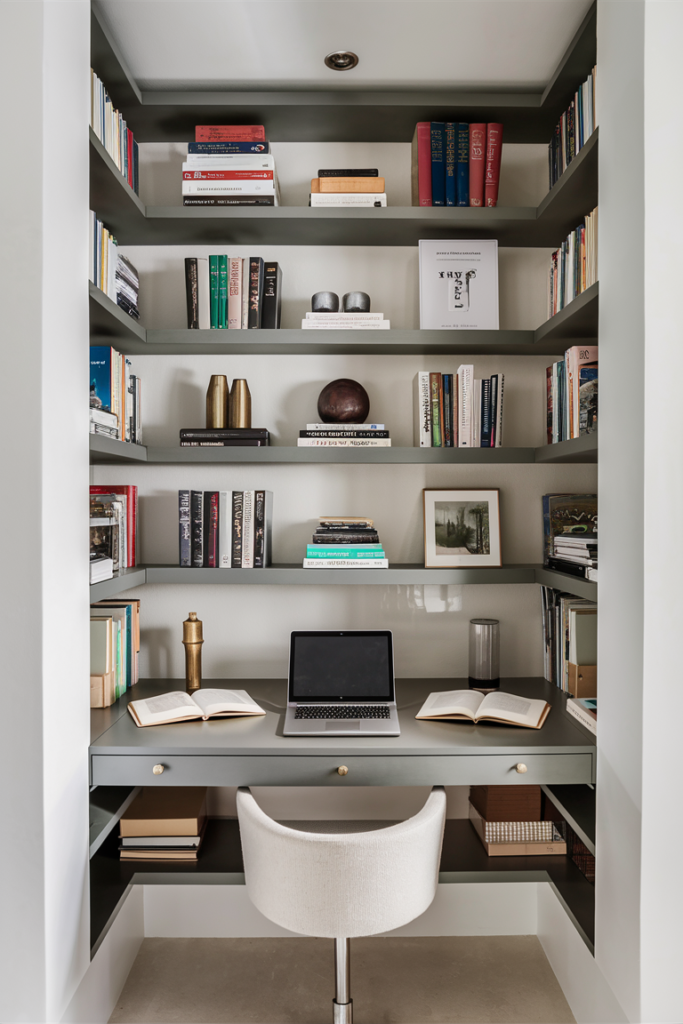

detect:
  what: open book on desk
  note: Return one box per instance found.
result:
[415,689,550,730]
[128,688,266,728]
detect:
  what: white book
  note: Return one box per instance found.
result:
[301,321,390,330]
[414,371,431,447]
[197,257,210,330]
[310,193,387,207]
[182,180,276,195]
[457,365,474,447]
[297,438,391,447]
[566,698,597,736]
[241,490,255,568]
[183,156,274,170]
[305,312,385,321]
[303,559,389,569]
[227,257,242,329]
[241,258,249,328]
[306,423,385,431]
[218,491,232,567]
[418,239,499,330]
[472,379,482,448]
[127,688,266,728]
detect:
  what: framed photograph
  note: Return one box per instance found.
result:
[423,489,501,567]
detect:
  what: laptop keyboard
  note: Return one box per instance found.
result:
[294,705,391,720]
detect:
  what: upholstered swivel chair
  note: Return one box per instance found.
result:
[236,785,446,1023]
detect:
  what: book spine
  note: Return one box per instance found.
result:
[311,534,379,544]
[297,438,391,447]
[242,258,250,327]
[253,490,266,568]
[442,373,453,447]
[209,255,219,328]
[444,123,456,206]
[456,123,469,206]
[430,123,446,206]
[191,491,204,567]
[217,255,228,329]
[182,169,274,181]
[480,377,492,447]
[260,263,282,329]
[197,258,210,329]
[248,257,264,329]
[188,141,271,153]
[303,559,389,569]
[299,430,389,439]
[180,429,269,440]
[472,379,481,448]
[232,491,244,567]
[182,195,275,206]
[228,256,242,329]
[493,372,504,447]
[429,372,442,447]
[318,168,379,177]
[413,121,432,207]
[205,491,219,568]
[565,700,597,736]
[306,423,385,430]
[185,258,199,329]
[305,549,385,559]
[415,371,432,447]
[468,124,486,207]
[218,491,232,567]
[457,365,473,447]
[179,491,191,565]
[195,125,266,142]
[241,491,255,569]
[484,123,503,207]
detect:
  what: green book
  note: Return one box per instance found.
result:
[209,255,219,328]
[218,254,228,329]
[306,547,386,559]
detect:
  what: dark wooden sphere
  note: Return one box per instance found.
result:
[317,378,370,423]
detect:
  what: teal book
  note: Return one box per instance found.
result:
[209,255,219,328]
[306,547,385,559]
[217,255,228,328]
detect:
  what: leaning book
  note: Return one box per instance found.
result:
[419,239,499,330]
[127,688,266,727]
[415,689,550,729]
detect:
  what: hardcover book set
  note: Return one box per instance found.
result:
[184,256,282,330]
[414,369,504,448]
[411,122,503,208]
[179,490,273,569]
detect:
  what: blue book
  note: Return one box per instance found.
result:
[444,124,456,206]
[456,123,470,206]
[188,141,270,154]
[430,123,446,206]
[90,346,113,414]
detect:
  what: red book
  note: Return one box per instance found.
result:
[468,124,486,207]
[90,485,138,567]
[182,169,273,180]
[484,123,503,207]
[195,125,266,142]
[411,122,432,206]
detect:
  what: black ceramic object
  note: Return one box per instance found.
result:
[317,378,370,423]
[342,291,371,313]
[312,291,340,313]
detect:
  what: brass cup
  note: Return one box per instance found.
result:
[229,379,252,428]
[206,375,229,428]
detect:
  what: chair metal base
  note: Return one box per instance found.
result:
[333,998,353,1024]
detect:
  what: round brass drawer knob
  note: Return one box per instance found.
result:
[152,764,165,775]
[515,763,528,774]
[337,765,349,776]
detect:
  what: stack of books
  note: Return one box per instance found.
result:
[119,788,208,862]
[89,554,113,585]
[414,369,504,448]
[89,212,141,319]
[543,493,597,581]
[179,428,269,448]
[178,490,273,568]
[548,66,597,189]
[411,122,503,207]
[90,597,141,707]
[298,423,390,448]
[540,586,597,693]
[309,168,387,207]
[90,69,139,194]
[552,535,597,572]
[547,207,598,317]
[301,311,389,330]
[546,346,598,443]
[566,696,597,737]
[468,785,567,857]
[304,517,388,569]
[184,256,282,329]
[182,126,279,206]
[90,346,142,444]
[90,485,138,573]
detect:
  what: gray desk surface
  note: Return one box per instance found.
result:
[90,677,595,758]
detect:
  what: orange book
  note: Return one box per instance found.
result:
[311,177,385,194]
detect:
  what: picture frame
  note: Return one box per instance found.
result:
[423,489,501,568]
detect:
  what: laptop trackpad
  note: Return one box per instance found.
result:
[326,720,360,731]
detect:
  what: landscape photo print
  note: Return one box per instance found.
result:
[423,489,501,567]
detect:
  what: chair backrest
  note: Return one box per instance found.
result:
[236,786,446,938]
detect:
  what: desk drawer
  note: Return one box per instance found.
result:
[90,752,594,787]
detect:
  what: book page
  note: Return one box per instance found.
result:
[190,688,264,718]
[477,691,547,727]
[417,689,484,719]
[129,691,200,725]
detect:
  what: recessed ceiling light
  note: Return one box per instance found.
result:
[324,51,359,72]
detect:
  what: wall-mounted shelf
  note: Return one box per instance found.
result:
[89,281,146,345]
[534,433,598,464]
[542,783,596,856]
[89,434,147,463]
[89,786,140,858]
[90,567,147,601]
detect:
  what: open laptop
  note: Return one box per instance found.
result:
[283,630,400,737]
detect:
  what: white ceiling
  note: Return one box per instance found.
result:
[96,0,593,92]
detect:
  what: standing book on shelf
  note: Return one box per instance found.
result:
[419,239,499,330]
[411,122,432,206]
[248,257,265,329]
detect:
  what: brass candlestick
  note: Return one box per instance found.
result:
[229,379,251,428]
[206,375,229,428]
[183,612,204,692]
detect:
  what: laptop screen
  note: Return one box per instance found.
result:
[289,631,394,702]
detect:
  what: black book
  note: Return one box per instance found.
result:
[232,491,244,567]
[191,491,204,567]
[248,257,265,329]
[179,440,268,447]
[203,491,219,568]
[254,489,266,568]
[318,169,379,177]
[300,430,389,439]
[312,532,380,544]
[116,295,140,319]
[185,257,199,329]
[180,428,269,440]
[179,491,191,567]
[545,557,590,579]
[182,196,275,206]
[261,263,282,329]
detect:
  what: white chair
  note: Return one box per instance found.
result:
[236,785,447,1023]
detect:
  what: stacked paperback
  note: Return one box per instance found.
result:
[90,346,142,444]
[310,168,387,207]
[468,786,566,857]
[546,346,598,443]
[414,369,504,447]
[179,490,273,568]
[548,66,597,190]
[566,697,597,737]
[185,256,282,329]
[548,207,598,318]
[302,311,389,330]
[540,586,597,695]
[90,484,139,573]
[543,493,597,581]
[304,517,388,568]
[182,126,279,206]
[90,555,113,585]
[90,69,139,194]
[412,122,503,207]
[89,212,141,320]
[180,428,269,448]
[298,423,390,448]
[90,597,140,707]
[119,788,208,862]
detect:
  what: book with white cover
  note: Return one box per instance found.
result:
[303,559,389,568]
[218,491,232,567]
[419,239,499,330]
[306,423,385,430]
[297,438,391,447]
[305,312,385,321]
[414,371,431,447]
[183,156,275,170]
[182,180,275,195]
[457,365,474,447]
[310,193,387,207]
[301,321,390,330]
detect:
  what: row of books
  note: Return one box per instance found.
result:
[89,346,142,444]
[90,598,141,708]
[89,212,140,320]
[182,125,279,206]
[184,257,282,329]
[297,423,390,448]
[547,207,598,318]
[90,68,139,195]
[411,122,503,208]
[90,485,139,572]
[303,517,387,568]
[309,168,387,208]
[546,346,598,444]
[548,65,597,190]
[178,490,273,568]
[540,586,597,695]
[414,369,505,448]
[542,493,597,581]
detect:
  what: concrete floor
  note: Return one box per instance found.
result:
[109,935,575,1024]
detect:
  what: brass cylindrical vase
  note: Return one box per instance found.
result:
[183,612,204,692]
[206,375,229,428]
[229,379,251,428]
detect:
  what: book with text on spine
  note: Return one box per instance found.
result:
[303,559,389,569]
